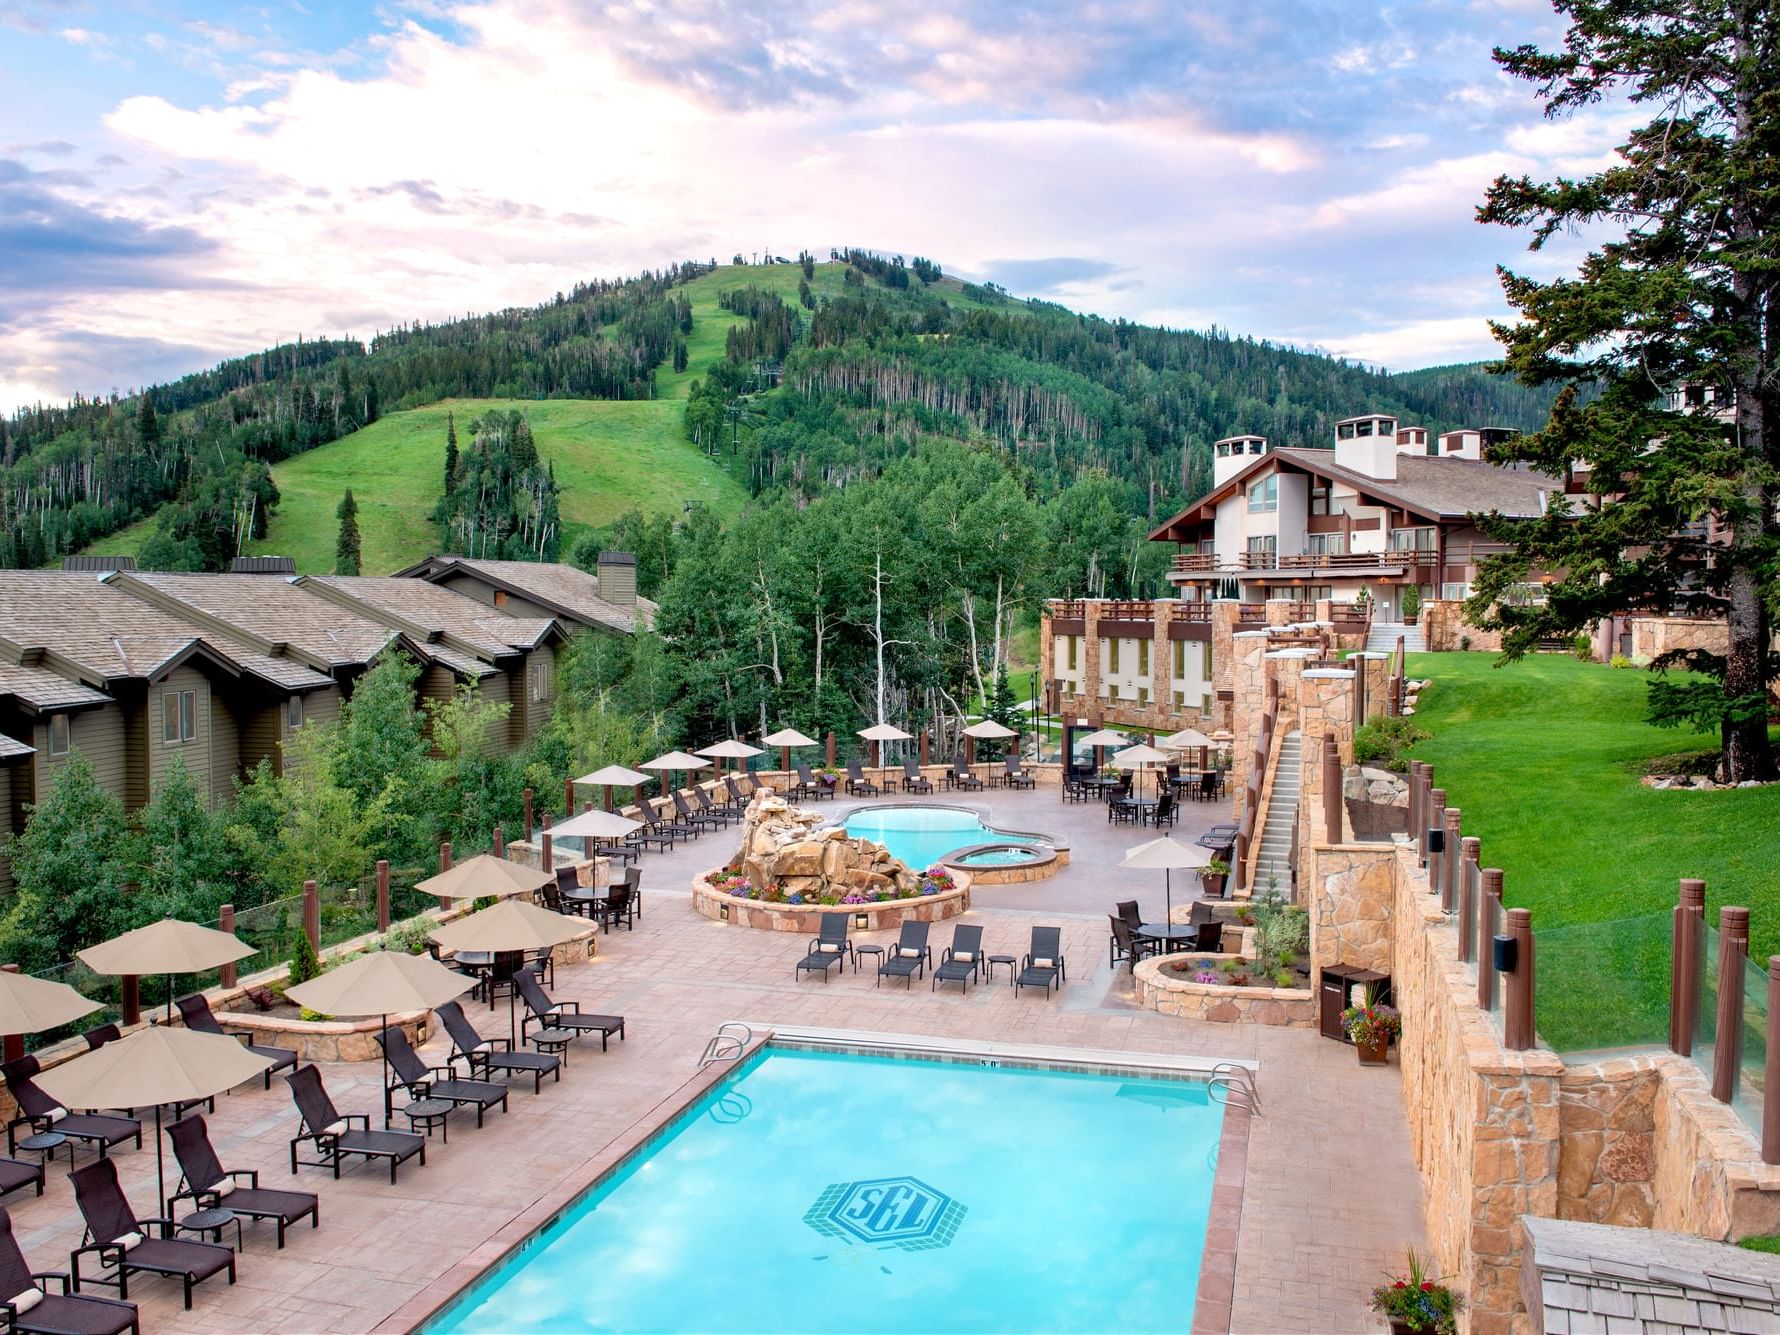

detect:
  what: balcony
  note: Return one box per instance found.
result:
[1170,550,1440,579]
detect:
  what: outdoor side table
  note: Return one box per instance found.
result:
[527,1027,575,1064]
[398,1098,455,1142]
[177,1207,243,1251]
[853,944,884,976]
[17,1131,69,1168]
[987,954,1018,984]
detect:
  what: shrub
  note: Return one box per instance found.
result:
[1400,584,1421,621]
[1572,633,1594,661]
[1351,713,1431,771]
[1610,652,1634,669]
[287,929,324,987]
[1738,1235,1780,1255]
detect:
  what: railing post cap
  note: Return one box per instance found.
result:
[1721,905,1751,927]
[1429,788,1447,804]
[1507,906,1532,927]
[1461,836,1481,854]
[1680,878,1707,906]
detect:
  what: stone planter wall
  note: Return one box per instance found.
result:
[690,869,971,932]
[1133,954,1315,1026]
[220,1008,430,1064]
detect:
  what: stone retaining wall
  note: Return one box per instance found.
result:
[690,870,971,932]
[1133,953,1315,1026]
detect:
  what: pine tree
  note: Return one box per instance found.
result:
[136,394,161,451]
[334,488,362,576]
[1472,0,1778,781]
[443,413,459,497]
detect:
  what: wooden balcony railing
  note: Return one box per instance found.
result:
[1172,550,1440,575]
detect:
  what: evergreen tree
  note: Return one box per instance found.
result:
[334,488,362,576]
[0,753,132,970]
[1473,0,1778,781]
[136,393,161,451]
[443,412,459,497]
[800,251,815,279]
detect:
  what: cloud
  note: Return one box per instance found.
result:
[8,138,76,157]
[980,257,1122,293]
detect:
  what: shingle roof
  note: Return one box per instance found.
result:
[0,733,37,761]
[407,556,655,633]
[0,572,332,691]
[1269,448,1563,520]
[0,659,113,710]
[124,573,397,669]
[306,577,561,659]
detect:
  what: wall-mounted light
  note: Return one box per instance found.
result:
[1493,934,1517,974]
[854,913,869,930]
[1426,828,1446,855]
[719,903,730,922]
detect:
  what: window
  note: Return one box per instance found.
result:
[1173,689,1186,710]
[1388,527,1437,552]
[1136,687,1149,707]
[1137,639,1149,675]
[1356,418,1375,437]
[1172,640,1185,678]
[1307,532,1346,556]
[1066,636,1077,671]
[1246,534,1277,556]
[1309,484,1332,516]
[47,714,70,757]
[1441,583,1471,601]
[1108,638,1120,674]
[162,690,196,744]
[493,590,508,608]
[1202,643,1214,679]
[1246,475,1278,513]
[286,696,304,731]
[1308,585,1334,602]
[529,660,552,703]
[1337,422,1355,440]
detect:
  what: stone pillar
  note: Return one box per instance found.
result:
[1081,600,1103,705]
[1151,599,1172,719]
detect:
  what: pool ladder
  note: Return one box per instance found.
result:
[1207,1062,1261,1116]
[698,1022,753,1069]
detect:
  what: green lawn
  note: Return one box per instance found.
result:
[1403,652,1780,1052]
[246,397,746,574]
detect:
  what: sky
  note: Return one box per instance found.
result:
[0,0,1628,412]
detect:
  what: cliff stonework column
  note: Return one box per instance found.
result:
[1211,599,1243,729]
[1227,630,1271,806]
[1038,605,1056,697]
[1081,601,1103,707]
[1150,599,1173,723]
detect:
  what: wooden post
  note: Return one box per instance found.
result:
[825,732,836,767]
[1426,788,1447,891]
[375,862,390,933]
[1671,878,1708,1056]
[219,905,239,987]
[919,730,930,767]
[1504,907,1536,1050]
[1232,831,1248,896]
[1766,957,1780,1165]
[563,777,575,815]
[1443,807,1463,913]
[1479,868,1504,1013]
[121,975,140,1028]
[302,880,320,953]
[522,788,534,843]
[1713,906,1750,1104]
[1458,838,1480,963]
[440,841,453,873]
[0,965,22,1062]
[584,800,595,815]
[540,822,554,876]
[1421,769,1439,865]
[492,825,504,857]
[1321,731,1342,843]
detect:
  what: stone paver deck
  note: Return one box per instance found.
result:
[4,786,1425,1333]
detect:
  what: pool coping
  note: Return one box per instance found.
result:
[382,1025,1252,1334]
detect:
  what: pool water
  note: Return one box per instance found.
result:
[430,1049,1223,1334]
[844,805,1046,869]
[953,845,1046,867]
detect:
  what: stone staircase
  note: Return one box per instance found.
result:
[1253,729,1301,894]
[1366,620,1426,655]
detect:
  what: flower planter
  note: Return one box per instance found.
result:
[1356,1035,1391,1065]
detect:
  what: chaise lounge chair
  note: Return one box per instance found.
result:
[0,1206,137,1335]
[1014,926,1067,996]
[877,921,932,989]
[2,1058,140,1161]
[175,995,299,1091]
[378,1028,509,1130]
[166,1115,317,1250]
[844,761,880,797]
[285,1065,424,1185]
[692,785,735,826]
[0,1155,42,1202]
[626,799,676,853]
[68,1159,234,1311]
[1002,757,1036,790]
[515,969,625,1052]
[795,914,855,983]
[901,757,932,794]
[947,756,983,792]
[931,924,983,993]
[437,1001,561,1094]
[670,790,721,836]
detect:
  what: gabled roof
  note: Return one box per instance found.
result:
[0,733,34,762]
[1149,445,1563,541]
[301,576,566,666]
[394,555,655,634]
[113,572,400,673]
[0,659,113,712]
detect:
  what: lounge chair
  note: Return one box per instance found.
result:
[175,995,298,1091]
[437,1001,560,1094]
[1002,757,1035,790]
[2,1059,140,1160]
[0,1155,42,1201]
[670,790,721,835]
[931,924,983,993]
[724,775,760,810]
[795,914,855,982]
[377,1028,508,1130]
[900,757,932,794]
[876,921,931,989]
[68,1159,234,1310]
[165,1116,317,1250]
[626,799,675,853]
[593,885,636,933]
[789,764,833,802]
[284,1065,424,1185]
[948,756,983,792]
[515,969,625,1051]
[844,761,880,797]
[1014,926,1067,996]
[1109,917,1159,970]
[82,1025,121,1051]
[692,785,734,826]
[0,1207,138,1335]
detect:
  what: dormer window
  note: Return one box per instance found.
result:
[1246,476,1278,513]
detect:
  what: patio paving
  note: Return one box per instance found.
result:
[3,784,1426,1334]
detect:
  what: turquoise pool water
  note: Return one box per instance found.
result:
[429,1049,1223,1334]
[952,844,1047,867]
[843,805,1046,869]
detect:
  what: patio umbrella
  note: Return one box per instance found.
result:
[762,727,818,772]
[856,723,910,769]
[286,950,476,1128]
[641,751,710,802]
[697,739,763,775]
[429,901,589,1043]
[0,970,100,1037]
[1120,834,1211,933]
[575,764,653,813]
[36,1025,270,1215]
[76,919,257,1023]
[1075,727,1129,776]
[550,807,642,864]
[1159,726,1217,781]
[415,853,554,903]
[1113,743,1173,800]
[962,719,1017,780]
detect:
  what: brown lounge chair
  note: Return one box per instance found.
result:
[284,1066,425,1185]
[166,1116,317,1250]
[68,1160,234,1311]
[437,1001,561,1094]
[515,968,625,1051]
[0,1207,138,1335]
[175,995,298,1090]
[2,1058,140,1160]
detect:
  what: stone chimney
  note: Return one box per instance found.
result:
[1438,429,1484,461]
[597,551,637,610]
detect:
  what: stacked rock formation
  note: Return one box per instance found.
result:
[734,793,923,900]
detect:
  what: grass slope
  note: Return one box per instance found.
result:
[248,398,745,574]
[1403,652,1780,1053]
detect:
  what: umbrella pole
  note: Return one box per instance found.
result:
[155,1104,167,1221]
[1165,868,1173,934]
[508,984,518,1047]
[381,1014,392,1130]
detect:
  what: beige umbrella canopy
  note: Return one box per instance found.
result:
[857,723,911,742]
[1159,727,1215,751]
[1119,835,1212,930]
[550,807,642,861]
[698,739,763,776]
[762,728,819,771]
[641,751,710,798]
[415,854,553,903]
[962,720,1017,739]
[428,900,588,955]
[77,918,257,1022]
[0,970,100,1037]
[37,1025,271,1210]
[1112,744,1172,768]
[284,950,475,1018]
[1077,728,1130,748]
[575,764,653,812]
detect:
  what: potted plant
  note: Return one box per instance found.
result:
[1200,856,1231,899]
[1342,997,1402,1065]
[1369,1250,1459,1334]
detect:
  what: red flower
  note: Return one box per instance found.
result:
[1394,1281,1407,1289]
[1421,1282,1434,1291]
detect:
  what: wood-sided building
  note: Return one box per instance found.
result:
[393,553,655,635]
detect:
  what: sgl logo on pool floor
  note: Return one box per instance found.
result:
[803,1176,966,1252]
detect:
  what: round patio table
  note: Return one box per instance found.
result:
[1136,923,1200,946]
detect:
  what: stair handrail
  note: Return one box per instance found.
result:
[1208,1062,1261,1116]
[698,1021,753,1069]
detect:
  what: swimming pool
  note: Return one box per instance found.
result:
[843,805,1049,870]
[428,1048,1224,1333]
